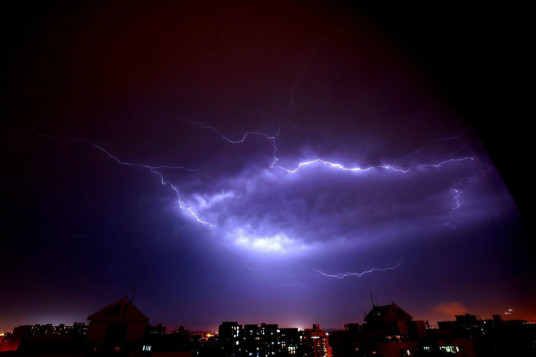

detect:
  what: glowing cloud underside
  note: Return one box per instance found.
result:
[182,124,499,257]
[233,229,303,254]
[36,122,512,262]
[34,24,514,265]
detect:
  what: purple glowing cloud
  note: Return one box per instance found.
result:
[4,1,530,330]
[39,122,512,262]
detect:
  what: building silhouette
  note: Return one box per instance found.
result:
[0,297,192,356]
[86,296,149,353]
[217,321,331,357]
[1,298,535,356]
[328,302,536,356]
[303,324,331,357]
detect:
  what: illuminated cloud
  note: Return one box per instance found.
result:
[176,133,513,256]
[42,124,514,261]
[232,229,305,254]
[4,0,530,331]
[434,301,469,317]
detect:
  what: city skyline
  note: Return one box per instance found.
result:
[2,1,533,333]
[3,296,533,356]
[0,295,532,334]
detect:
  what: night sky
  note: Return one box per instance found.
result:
[2,1,534,331]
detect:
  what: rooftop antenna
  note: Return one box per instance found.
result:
[370,292,375,307]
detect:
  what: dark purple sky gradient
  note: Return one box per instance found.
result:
[1,1,534,331]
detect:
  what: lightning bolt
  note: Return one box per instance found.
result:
[190,121,477,175]
[35,133,214,227]
[189,120,481,236]
[190,120,281,167]
[451,188,461,210]
[442,167,492,229]
[277,157,475,175]
[314,261,401,279]
[277,159,409,174]
[420,157,475,169]
[190,34,479,181]
[32,25,482,237]
[392,134,468,168]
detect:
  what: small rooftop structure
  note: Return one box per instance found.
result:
[87,296,148,323]
[365,303,413,323]
[86,296,149,352]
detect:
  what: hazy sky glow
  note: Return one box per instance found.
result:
[2,1,534,332]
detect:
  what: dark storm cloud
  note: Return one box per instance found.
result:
[177,130,514,256]
[2,0,533,331]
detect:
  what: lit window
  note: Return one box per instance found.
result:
[439,346,456,353]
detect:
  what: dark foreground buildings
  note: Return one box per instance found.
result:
[329,302,536,356]
[218,321,331,357]
[0,297,331,357]
[0,297,193,357]
[1,298,535,356]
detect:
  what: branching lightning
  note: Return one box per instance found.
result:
[190,121,477,176]
[189,31,480,231]
[451,188,461,210]
[190,121,280,145]
[314,261,401,279]
[25,25,505,299]
[34,31,483,257]
[190,121,281,167]
[278,159,409,174]
[277,156,475,175]
[36,122,480,240]
[35,133,213,227]
[189,120,480,238]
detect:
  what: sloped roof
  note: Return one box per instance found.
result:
[87,296,149,323]
[365,302,413,322]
